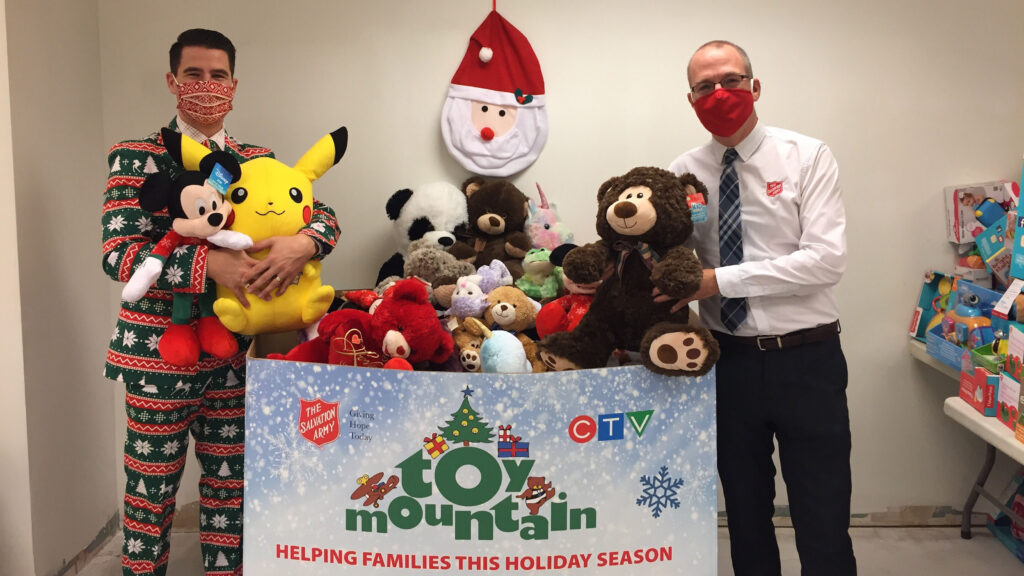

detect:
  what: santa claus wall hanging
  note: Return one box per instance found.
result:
[441,5,547,177]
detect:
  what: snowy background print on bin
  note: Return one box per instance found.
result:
[243,362,716,575]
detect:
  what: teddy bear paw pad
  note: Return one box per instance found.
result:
[648,331,710,374]
[460,349,482,372]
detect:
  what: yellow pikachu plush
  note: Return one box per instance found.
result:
[162,127,347,335]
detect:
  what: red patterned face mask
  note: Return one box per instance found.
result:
[174,79,235,126]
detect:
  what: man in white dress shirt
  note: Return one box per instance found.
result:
[669,40,856,575]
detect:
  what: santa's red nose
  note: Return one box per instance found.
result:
[480,127,495,141]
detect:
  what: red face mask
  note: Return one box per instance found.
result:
[692,88,754,138]
[174,79,235,126]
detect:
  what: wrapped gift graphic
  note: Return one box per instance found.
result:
[423,433,449,459]
[498,424,514,443]
[498,436,530,458]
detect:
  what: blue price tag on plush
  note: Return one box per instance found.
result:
[208,163,231,194]
[687,194,707,223]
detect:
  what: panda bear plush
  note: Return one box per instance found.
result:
[376,182,475,285]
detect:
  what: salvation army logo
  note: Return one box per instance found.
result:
[766,181,783,197]
[298,397,340,448]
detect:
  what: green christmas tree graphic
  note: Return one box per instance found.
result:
[439,386,494,447]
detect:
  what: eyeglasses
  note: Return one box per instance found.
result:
[690,74,751,98]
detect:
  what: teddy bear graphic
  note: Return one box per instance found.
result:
[516,476,556,515]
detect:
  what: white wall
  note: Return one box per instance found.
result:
[0,2,36,574]
[5,0,116,574]
[0,2,989,565]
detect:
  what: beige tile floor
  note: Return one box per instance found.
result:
[74,526,1023,575]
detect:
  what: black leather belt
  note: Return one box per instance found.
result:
[711,320,841,351]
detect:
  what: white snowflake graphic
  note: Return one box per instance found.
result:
[122,330,138,348]
[172,245,189,257]
[125,537,144,554]
[162,440,181,456]
[133,439,153,455]
[219,424,240,438]
[311,222,326,232]
[164,265,184,285]
[111,327,120,342]
[107,251,119,267]
[637,465,684,518]
[136,216,153,232]
[266,430,324,488]
[211,514,229,529]
[200,512,206,527]
[146,334,160,351]
[107,215,126,231]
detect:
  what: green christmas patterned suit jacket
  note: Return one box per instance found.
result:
[102,119,341,386]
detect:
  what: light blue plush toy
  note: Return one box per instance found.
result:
[465,317,532,373]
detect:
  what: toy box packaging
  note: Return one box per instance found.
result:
[997,373,1020,431]
[959,365,1000,417]
[974,212,1014,286]
[1010,210,1024,280]
[909,271,954,341]
[986,468,1024,563]
[1018,386,1024,445]
[945,180,1018,245]
[1005,322,1024,381]
[970,342,1004,374]
[926,280,1007,370]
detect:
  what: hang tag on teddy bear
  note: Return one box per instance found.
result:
[687,193,707,223]
[208,162,232,195]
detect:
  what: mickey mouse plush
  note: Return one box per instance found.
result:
[121,151,250,367]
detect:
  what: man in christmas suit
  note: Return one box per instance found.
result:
[101,29,340,576]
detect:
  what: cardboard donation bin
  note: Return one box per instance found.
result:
[243,339,717,575]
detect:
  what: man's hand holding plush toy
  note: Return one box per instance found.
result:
[243,234,318,300]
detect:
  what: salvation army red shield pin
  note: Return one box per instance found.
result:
[766,181,783,197]
[298,397,340,448]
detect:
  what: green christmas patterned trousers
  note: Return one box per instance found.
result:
[120,361,246,576]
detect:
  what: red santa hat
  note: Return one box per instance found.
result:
[448,10,545,108]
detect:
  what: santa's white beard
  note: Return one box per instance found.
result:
[441,96,547,177]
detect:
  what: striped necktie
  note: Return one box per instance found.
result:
[719,147,747,332]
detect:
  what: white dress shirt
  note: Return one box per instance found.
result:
[668,122,846,336]
[176,114,226,150]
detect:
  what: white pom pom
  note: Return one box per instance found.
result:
[479,47,493,63]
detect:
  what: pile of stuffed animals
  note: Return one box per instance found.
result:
[133,129,718,376]
[267,166,719,377]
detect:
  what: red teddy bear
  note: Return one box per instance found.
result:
[269,278,452,368]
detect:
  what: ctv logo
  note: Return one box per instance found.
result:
[568,410,654,443]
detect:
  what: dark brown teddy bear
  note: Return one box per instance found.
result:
[462,176,533,280]
[537,167,719,376]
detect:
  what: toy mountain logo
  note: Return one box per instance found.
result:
[344,385,596,541]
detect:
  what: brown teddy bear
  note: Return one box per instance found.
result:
[482,285,546,372]
[537,167,719,377]
[462,176,533,280]
[451,318,484,372]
